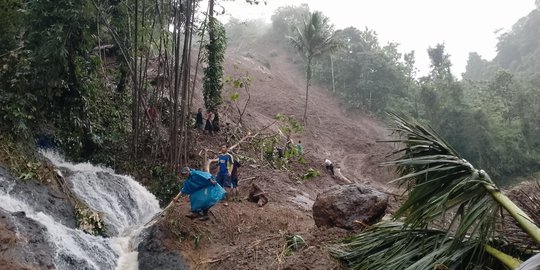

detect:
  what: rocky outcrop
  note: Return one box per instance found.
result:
[0,165,76,269]
[137,224,188,270]
[0,208,56,269]
[312,184,388,230]
[0,165,76,228]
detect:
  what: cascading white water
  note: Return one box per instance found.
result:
[0,151,161,270]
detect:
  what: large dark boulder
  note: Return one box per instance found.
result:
[312,184,388,230]
[138,224,188,270]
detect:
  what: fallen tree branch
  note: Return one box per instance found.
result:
[203,121,278,172]
[239,176,257,183]
[199,235,282,265]
[334,168,352,184]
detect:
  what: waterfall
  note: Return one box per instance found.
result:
[0,151,162,270]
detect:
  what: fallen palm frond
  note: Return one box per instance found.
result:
[331,113,540,269]
[330,222,505,270]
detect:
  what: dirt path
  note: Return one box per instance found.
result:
[163,46,399,269]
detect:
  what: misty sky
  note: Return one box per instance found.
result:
[217,0,536,78]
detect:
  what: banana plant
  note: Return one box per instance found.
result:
[330,113,540,270]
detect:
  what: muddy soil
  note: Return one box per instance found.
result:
[160,45,400,269]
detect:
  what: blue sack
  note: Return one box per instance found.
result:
[189,184,226,212]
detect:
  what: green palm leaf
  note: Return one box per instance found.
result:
[331,113,540,270]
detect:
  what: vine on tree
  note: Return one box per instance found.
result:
[203,17,227,113]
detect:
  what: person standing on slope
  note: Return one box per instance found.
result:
[173,167,226,221]
[204,110,214,135]
[195,108,204,131]
[230,159,241,200]
[215,144,234,206]
[296,140,304,155]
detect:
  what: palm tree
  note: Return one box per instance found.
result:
[331,114,540,269]
[289,11,340,124]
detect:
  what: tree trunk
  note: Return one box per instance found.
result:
[178,0,193,166]
[132,0,139,156]
[189,2,209,109]
[303,57,312,124]
[169,2,182,165]
[209,0,214,19]
[331,54,336,93]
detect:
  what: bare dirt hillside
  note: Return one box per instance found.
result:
[161,46,399,270]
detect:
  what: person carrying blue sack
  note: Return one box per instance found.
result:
[172,166,226,221]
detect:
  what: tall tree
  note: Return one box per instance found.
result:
[289,11,340,123]
[203,0,227,121]
[427,43,453,82]
[462,52,492,81]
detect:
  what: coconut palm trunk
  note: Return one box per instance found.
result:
[303,56,312,124]
[289,11,341,126]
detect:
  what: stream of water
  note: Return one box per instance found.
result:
[0,151,161,270]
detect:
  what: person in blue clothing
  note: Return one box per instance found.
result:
[213,144,234,206]
[173,167,226,221]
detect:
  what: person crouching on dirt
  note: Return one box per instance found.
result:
[215,144,234,206]
[173,167,226,221]
[324,159,334,175]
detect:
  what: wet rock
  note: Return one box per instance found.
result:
[0,164,77,269]
[0,208,56,269]
[312,184,388,230]
[11,211,26,217]
[138,224,188,270]
[0,165,76,228]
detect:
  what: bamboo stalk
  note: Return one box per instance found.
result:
[484,245,522,269]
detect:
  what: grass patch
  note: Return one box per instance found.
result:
[0,133,55,183]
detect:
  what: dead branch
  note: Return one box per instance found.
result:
[334,167,352,184]
[199,235,281,265]
[239,176,257,183]
[202,121,277,172]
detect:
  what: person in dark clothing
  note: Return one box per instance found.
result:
[212,113,220,133]
[230,159,241,200]
[204,110,214,135]
[195,108,204,131]
[276,147,284,158]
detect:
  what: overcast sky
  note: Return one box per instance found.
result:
[216,0,536,78]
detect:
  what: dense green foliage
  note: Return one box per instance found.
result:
[0,0,127,161]
[203,17,227,112]
[0,0,178,200]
